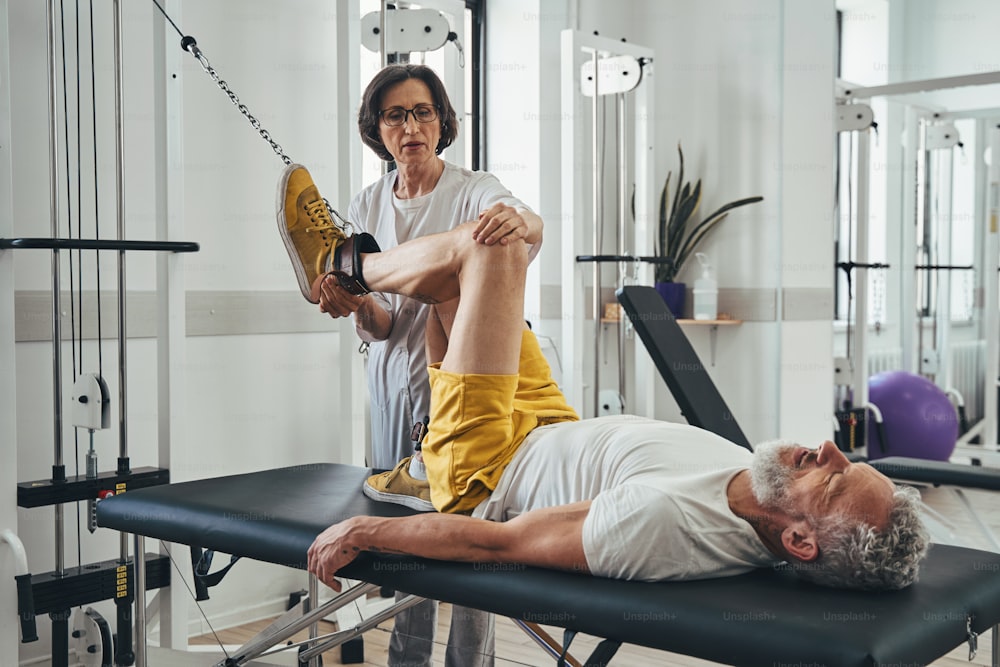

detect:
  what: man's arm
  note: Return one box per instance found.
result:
[307,501,592,591]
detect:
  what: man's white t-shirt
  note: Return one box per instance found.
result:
[473,415,780,582]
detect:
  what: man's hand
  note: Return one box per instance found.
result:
[473,203,535,246]
[307,517,365,592]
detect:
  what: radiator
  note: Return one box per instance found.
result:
[866,342,985,423]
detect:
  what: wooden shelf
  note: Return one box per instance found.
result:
[677,318,742,326]
[601,318,743,325]
[672,318,743,366]
[600,302,743,365]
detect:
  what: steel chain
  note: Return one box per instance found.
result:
[183,41,356,245]
[191,50,292,166]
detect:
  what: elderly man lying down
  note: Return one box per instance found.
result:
[276,173,928,593]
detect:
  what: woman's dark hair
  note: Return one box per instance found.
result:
[358,64,459,162]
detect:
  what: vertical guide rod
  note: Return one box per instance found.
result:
[45,0,66,577]
[932,144,955,389]
[616,91,627,406]
[112,0,130,562]
[134,535,146,666]
[591,49,601,418]
[112,6,135,662]
[992,622,999,667]
[113,0,129,481]
[307,574,320,667]
[983,124,1000,449]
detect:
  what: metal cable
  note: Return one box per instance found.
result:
[58,0,78,381]
[158,541,231,661]
[88,0,103,375]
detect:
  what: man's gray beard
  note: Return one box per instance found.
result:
[749,440,797,510]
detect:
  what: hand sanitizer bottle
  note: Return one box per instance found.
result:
[693,252,718,320]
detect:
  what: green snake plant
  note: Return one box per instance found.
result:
[656,143,763,283]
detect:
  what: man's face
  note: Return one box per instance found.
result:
[750,440,896,529]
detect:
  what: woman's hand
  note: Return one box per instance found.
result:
[318,274,368,318]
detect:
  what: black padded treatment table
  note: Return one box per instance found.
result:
[97,462,1000,667]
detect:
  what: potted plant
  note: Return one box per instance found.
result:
[655,143,763,317]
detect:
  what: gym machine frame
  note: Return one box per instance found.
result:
[560,29,654,419]
[0,0,199,663]
[838,71,1000,461]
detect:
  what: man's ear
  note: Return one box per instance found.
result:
[781,521,819,562]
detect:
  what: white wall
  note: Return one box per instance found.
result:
[628,0,789,441]
[490,0,835,445]
[631,0,836,444]
[483,0,545,324]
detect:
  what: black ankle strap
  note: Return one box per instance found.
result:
[333,233,381,295]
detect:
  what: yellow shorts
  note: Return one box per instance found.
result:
[423,329,579,513]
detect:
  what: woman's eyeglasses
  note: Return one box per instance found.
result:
[380,104,439,127]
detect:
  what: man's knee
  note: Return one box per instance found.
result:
[485,237,530,274]
[452,223,530,272]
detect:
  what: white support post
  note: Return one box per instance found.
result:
[589,47,600,419]
[153,0,189,651]
[0,0,19,658]
[899,106,921,373]
[983,123,1000,448]
[930,142,955,390]
[559,29,591,415]
[631,54,654,419]
[335,0,367,466]
[852,125,872,408]
[559,29,653,418]
[420,0,467,164]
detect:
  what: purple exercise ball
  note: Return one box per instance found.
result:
[866,370,958,461]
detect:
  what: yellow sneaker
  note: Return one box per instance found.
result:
[363,457,435,512]
[276,164,348,303]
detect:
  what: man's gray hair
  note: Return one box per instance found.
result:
[790,485,930,591]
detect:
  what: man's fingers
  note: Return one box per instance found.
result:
[308,552,343,592]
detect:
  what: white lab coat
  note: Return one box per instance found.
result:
[347,161,538,468]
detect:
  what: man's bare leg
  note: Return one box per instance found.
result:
[317,222,528,375]
[425,301,452,367]
[325,224,531,512]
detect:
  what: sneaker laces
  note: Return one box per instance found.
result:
[303,197,355,236]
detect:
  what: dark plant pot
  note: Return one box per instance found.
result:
[655,281,686,319]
